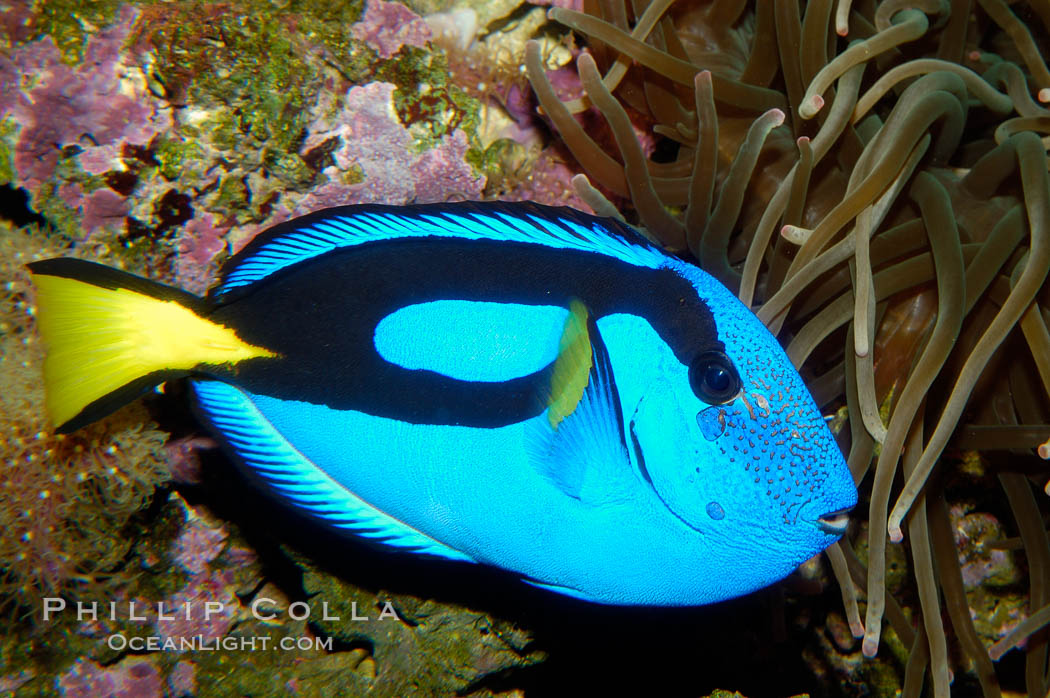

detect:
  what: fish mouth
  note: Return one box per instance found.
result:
[817,508,852,536]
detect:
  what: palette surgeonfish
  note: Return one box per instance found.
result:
[28,201,857,606]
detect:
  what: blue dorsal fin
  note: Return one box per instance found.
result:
[190,379,474,562]
[212,202,665,299]
[526,307,636,505]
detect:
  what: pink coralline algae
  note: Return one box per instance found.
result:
[163,435,217,485]
[302,81,484,206]
[57,657,162,698]
[153,568,239,645]
[75,142,125,176]
[499,147,589,210]
[166,661,196,698]
[0,671,33,693]
[221,543,259,570]
[351,0,432,59]
[411,129,484,202]
[527,0,586,8]
[302,82,419,205]
[0,6,170,226]
[150,499,242,643]
[172,508,228,575]
[952,509,1021,590]
[57,184,128,234]
[174,213,231,295]
[499,65,583,148]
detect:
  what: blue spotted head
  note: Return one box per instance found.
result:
[598,257,858,598]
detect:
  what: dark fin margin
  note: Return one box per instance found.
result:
[27,258,209,314]
[57,369,188,434]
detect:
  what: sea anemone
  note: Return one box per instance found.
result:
[526,1,1050,695]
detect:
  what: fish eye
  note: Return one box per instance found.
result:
[688,351,741,405]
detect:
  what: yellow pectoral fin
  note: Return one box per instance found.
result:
[31,270,276,430]
[547,299,593,429]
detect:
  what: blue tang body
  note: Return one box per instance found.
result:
[192,202,857,606]
[35,201,857,606]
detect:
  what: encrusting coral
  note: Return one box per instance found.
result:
[0,222,169,615]
[0,5,171,240]
[0,0,493,294]
[526,1,1050,695]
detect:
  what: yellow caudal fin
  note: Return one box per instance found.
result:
[27,258,277,433]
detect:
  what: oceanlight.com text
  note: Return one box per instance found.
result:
[106,634,333,653]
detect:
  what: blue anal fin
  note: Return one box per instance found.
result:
[191,380,474,563]
[522,578,606,604]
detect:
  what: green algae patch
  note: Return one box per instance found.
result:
[135,7,316,179]
[128,0,384,222]
[21,0,125,63]
[466,137,526,186]
[859,643,907,698]
[296,555,542,697]
[284,0,369,76]
[0,119,16,187]
[0,603,111,694]
[183,617,373,698]
[126,492,192,600]
[152,135,206,183]
[853,521,910,596]
[376,47,484,154]
[211,176,251,218]
[28,180,82,240]
[26,150,127,241]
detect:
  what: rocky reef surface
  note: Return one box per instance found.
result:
[0,0,1039,696]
